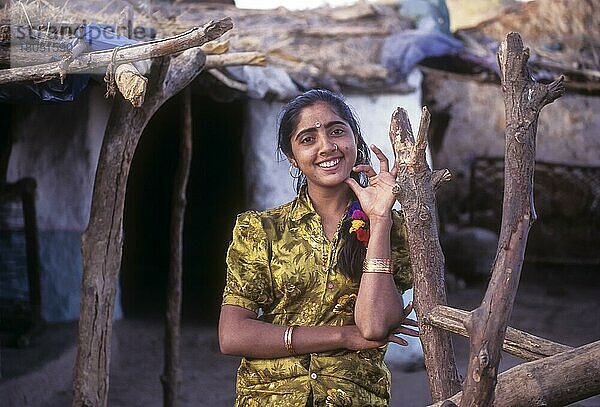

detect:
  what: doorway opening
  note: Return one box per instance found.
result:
[121,86,246,324]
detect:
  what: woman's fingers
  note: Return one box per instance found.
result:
[371,144,389,173]
[400,317,419,327]
[394,326,420,337]
[355,146,398,184]
[388,334,409,346]
[344,177,362,196]
[353,164,376,178]
[403,301,413,317]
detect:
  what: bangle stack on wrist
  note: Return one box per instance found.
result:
[362,258,393,274]
[284,325,297,355]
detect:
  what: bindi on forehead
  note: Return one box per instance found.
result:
[298,105,344,127]
[292,103,352,142]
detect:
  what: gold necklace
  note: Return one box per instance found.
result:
[317,198,352,274]
[320,221,342,274]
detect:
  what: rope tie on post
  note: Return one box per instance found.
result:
[104,46,121,98]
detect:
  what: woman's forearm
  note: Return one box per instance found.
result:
[219,304,399,358]
[219,305,351,358]
[354,216,404,340]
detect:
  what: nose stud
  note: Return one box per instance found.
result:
[314,121,321,128]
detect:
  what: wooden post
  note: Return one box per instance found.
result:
[459,32,564,406]
[161,86,193,407]
[72,47,208,407]
[389,107,461,401]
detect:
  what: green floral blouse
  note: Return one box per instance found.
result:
[222,189,412,407]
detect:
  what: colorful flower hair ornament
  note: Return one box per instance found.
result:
[347,201,369,247]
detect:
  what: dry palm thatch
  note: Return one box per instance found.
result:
[0,0,415,91]
[460,0,600,89]
[1,0,599,93]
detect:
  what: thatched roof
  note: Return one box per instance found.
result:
[1,0,598,98]
[0,1,416,94]
[457,0,600,92]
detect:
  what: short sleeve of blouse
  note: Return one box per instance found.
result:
[222,211,274,314]
[391,209,412,293]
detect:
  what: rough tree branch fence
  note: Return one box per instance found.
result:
[390,32,599,406]
[459,31,566,406]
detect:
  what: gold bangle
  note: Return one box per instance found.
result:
[363,258,393,274]
[284,325,297,355]
[362,272,394,275]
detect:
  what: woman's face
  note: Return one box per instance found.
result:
[288,102,358,191]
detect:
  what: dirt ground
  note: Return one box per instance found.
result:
[2,272,600,407]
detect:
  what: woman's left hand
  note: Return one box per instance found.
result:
[345,144,399,221]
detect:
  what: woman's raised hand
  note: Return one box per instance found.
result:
[345,144,399,222]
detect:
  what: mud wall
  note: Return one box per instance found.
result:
[422,70,600,226]
[6,84,122,322]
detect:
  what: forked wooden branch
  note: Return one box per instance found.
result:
[73,27,230,405]
[73,44,210,407]
[426,305,572,361]
[458,32,565,406]
[389,107,460,401]
[0,18,234,84]
[431,340,600,407]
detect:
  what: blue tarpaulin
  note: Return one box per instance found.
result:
[381,29,464,81]
[381,0,463,81]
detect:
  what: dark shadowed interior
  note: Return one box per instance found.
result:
[121,85,246,324]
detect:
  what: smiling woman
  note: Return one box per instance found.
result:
[218,89,417,406]
[288,102,359,196]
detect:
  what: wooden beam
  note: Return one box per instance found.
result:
[431,340,600,407]
[0,18,233,84]
[200,39,230,55]
[161,86,193,407]
[207,69,248,92]
[425,305,572,361]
